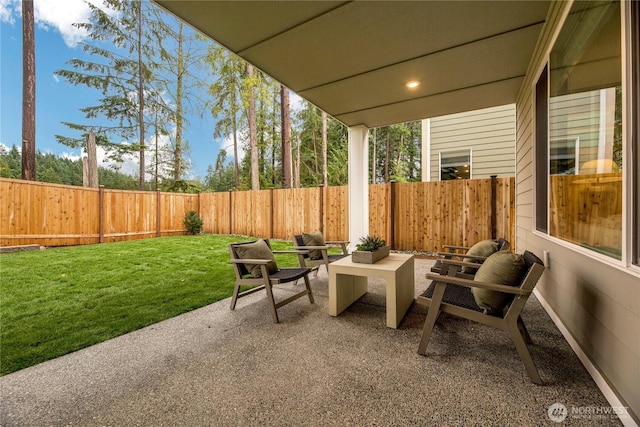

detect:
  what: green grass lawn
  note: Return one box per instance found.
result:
[0,234,301,376]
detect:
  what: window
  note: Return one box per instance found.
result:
[537,0,624,260]
[631,0,640,266]
[440,150,471,180]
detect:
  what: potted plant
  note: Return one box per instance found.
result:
[352,235,390,264]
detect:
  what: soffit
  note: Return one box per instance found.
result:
[154,0,550,128]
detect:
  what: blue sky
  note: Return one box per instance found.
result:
[0,0,223,179]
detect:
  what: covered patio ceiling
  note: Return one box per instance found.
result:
[154,0,550,128]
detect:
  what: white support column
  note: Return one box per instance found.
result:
[348,125,369,251]
[421,118,431,181]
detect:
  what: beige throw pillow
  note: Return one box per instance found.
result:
[471,251,526,315]
[235,239,278,278]
[302,231,326,260]
[463,239,500,273]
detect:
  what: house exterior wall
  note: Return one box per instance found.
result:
[424,104,516,181]
[515,1,639,424]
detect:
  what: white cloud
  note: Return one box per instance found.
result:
[1,0,117,48]
[0,142,12,155]
[34,0,100,48]
[0,0,15,24]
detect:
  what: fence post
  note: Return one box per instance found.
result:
[389,180,396,249]
[319,184,324,234]
[228,189,233,235]
[156,189,161,237]
[197,192,202,232]
[490,175,497,240]
[270,187,275,239]
[99,185,105,243]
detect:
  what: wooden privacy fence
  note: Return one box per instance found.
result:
[199,185,349,242]
[0,176,514,251]
[0,178,198,247]
[369,176,514,251]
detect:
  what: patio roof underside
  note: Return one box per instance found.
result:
[154,0,550,128]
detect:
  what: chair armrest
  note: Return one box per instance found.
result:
[437,259,482,270]
[435,252,488,261]
[442,244,470,252]
[425,273,531,296]
[291,245,329,250]
[231,258,272,264]
[325,241,349,254]
[272,250,310,255]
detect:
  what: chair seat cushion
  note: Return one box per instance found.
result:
[422,282,482,312]
[235,239,278,278]
[302,231,325,260]
[471,251,526,315]
[463,239,500,273]
[270,267,311,283]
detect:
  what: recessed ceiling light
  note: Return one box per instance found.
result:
[406,81,420,89]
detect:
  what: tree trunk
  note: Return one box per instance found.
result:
[372,127,377,184]
[321,111,328,186]
[232,113,239,188]
[281,85,291,188]
[83,131,98,188]
[137,2,145,190]
[384,132,390,182]
[21,0,36,181]
[294,136,300,188]
[247,63,259,190]
[155,113,159,190]
[174,21,184,181]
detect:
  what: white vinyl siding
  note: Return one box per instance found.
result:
[428,104,515,181]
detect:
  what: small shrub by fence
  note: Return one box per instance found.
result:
[0,177,514,251]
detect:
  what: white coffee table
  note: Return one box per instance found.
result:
[328,253,415,328]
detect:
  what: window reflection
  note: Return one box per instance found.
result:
[440,150,471,180]
[549,0,622,259]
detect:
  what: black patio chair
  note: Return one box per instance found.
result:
[229,239,314,323]
[417,250,545,384]
[293,232,349,275]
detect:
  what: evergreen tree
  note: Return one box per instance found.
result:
[54,0,171,190]
[207,46,246,188]
[293,100,348,187]
[153,18,209,182]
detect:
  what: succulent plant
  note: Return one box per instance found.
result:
[355,235,386,252]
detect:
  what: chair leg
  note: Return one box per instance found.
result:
[264,281,280,323]
[230,283,241,310]
[303,274,314,304]
[517,316,533,345]
[507,321,543,385]
[418,283,446,355]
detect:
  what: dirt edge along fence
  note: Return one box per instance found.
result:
[1,176,514,251]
